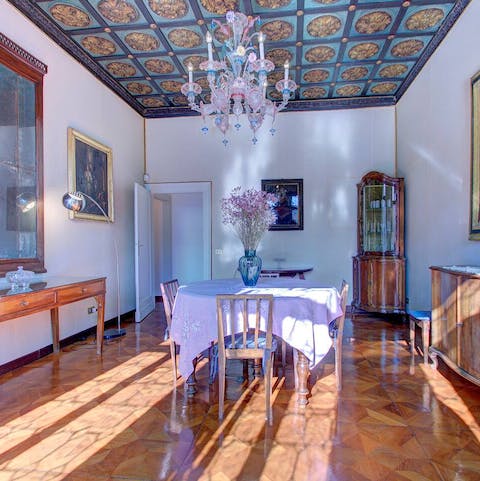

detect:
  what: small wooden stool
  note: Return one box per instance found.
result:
[409,310,431,365]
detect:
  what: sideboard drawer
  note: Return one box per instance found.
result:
[57,280,105,304]
[0,290,56,317]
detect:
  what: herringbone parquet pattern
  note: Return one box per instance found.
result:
[0,305,479,481]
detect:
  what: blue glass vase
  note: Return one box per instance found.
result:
[238,249,262,286]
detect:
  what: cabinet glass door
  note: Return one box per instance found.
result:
[362,184,396,253]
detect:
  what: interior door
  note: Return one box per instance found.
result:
[134,182,155,322]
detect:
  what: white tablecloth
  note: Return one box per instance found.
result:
[171,278,343,379]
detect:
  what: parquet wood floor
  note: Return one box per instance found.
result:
[0,304,479,481]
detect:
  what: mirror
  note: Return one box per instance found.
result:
[0,33,46,275]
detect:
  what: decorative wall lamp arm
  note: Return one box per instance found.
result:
[62,191,126,340]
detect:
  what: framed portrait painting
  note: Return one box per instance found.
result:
[67,128,114,222]
[471,72,480,239]
[261,178,304,230]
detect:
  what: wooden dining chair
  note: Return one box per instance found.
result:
[330,280,349,391]
[160,279,180,385]
[216,294,276,425]
[259,272,286,370]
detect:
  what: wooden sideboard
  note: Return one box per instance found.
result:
[0,276,106,355]
[430,266,480,386]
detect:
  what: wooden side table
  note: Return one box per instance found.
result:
[409,310,431,365]
[0,276,106,355]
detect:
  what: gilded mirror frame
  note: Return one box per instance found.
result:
[0,33,47,275]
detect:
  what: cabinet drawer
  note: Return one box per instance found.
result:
[57,280,105,304]
[0,290,56,317]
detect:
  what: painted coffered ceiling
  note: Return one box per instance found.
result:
[7,0,470,117]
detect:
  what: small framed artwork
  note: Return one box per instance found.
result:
[67,128,114,222]
[261,178,304,230]
[471,72,480,239]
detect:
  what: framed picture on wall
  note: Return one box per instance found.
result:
[470,72,480,239]
[67,128,114,222]
[261,178,304,230]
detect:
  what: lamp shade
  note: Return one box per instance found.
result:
[62,192,86,212]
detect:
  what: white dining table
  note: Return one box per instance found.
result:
[171,277,343,405]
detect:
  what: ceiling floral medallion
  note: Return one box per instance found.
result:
[50,4,90,27]
[268,90,283,100]
[341,66,368,81]
[168,28,202,48]
[127,82,153,94]
[141,97,166,107]
[406,8,444,31]
[266,48,293,67]
[371,82,397,94]
[267,71,284,84]
[148,0,188,19]
[196,77,209,89]
[97,0,138,24]
[348,42,379,60]
[159,80,183,92]
[307,15,342,38]
[106,61,136,77]
[125,32,159,51]
[200,0,237,15]
[256,0,291,9]
[379,63,408,78]
[182,55,208,70]
[172,94,188,105]
[336,85,361,96]
[305,45,335,63]
[145,58,174,74]
[391,39,424,57]
[303,69,329,82]
[81,36,116,55]
[303,86,327,99]
[261,20,294,42]
[355,11,392,34]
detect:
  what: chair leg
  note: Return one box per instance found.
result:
[281,340,286,370]
[209,342,218,384]
[422,320,430,365]
[334,337,342,391]
[169,339,177,386]
[265,353,274,425]
[293,349,299,391]
[409,318,415,356]
[218,356,226,421]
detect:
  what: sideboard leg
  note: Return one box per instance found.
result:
[50,307,60,353]
[95,294,105,355]
[295,350,310,406]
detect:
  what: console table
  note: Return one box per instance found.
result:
[0,276,106,355]
[261,266,313,279]
[430,265,480,386]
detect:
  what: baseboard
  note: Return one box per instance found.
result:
[0,309,135,376]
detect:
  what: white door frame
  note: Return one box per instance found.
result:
[148,181,212,280]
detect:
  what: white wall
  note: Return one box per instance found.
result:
[396,0,480,309]
[146,107,396,289]
[0,0,144,365]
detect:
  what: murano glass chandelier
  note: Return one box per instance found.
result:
[181,11,297,145]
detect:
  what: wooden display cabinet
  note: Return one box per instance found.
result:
[430,266,480,386]
[352,171,405,314]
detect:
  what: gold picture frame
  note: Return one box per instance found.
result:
[67,128,114,222]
